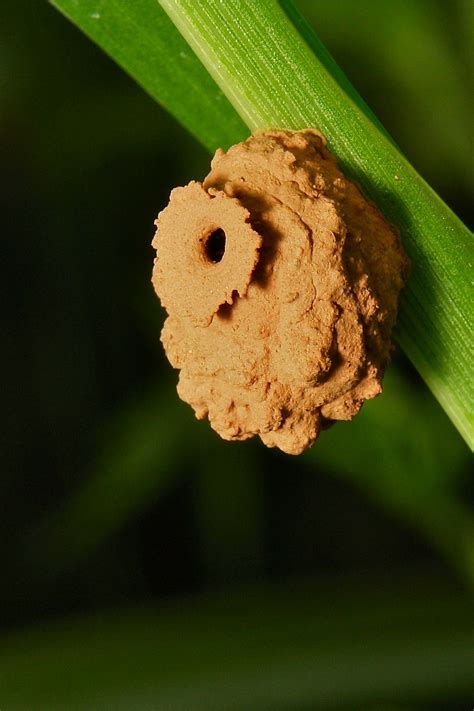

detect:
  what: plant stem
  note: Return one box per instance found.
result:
[160,0,473,448]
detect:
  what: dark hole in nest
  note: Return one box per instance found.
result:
[204,228,226,263]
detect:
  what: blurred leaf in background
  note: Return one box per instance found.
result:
[1,574,473,710]
[1,0,472,709]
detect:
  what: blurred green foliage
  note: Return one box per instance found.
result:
[1,575,473,710]
[1,0,472,708]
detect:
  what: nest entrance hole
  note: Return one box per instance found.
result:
[204,228,226,263]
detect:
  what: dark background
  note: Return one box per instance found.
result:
[1,1,473,709]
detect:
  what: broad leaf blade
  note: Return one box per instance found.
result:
[159,0,473,448]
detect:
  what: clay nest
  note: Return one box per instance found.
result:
[152,130,409,454]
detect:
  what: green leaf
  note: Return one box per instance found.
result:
[1,574,473,709]
[158,0,473,447]
[32,0,473,579]
[51,0,473,447]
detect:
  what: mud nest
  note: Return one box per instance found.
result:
[152,130,409,454]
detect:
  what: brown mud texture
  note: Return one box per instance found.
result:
[152,130,409,454]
